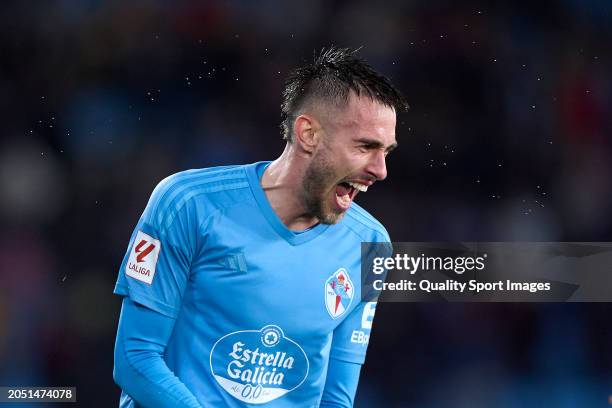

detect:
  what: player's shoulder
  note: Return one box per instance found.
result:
[343,202,391,243]
[147,164,251,215]
[157,165,248,192]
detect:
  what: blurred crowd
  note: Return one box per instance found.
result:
[1,1,611,406]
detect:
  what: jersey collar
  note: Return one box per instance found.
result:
[246,161,331,246]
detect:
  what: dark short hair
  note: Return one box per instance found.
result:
[280,46,409,142]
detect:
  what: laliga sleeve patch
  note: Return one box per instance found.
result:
[125,231,161,285]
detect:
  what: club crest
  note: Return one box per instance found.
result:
[325,268,354,319]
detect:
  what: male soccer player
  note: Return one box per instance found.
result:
[113,47,407,407]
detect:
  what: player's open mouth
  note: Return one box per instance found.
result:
[334,181,367,211]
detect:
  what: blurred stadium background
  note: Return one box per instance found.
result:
[1,1,611,407]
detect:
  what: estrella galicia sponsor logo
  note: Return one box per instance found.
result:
[325,268,354,319]
[210,325,309,404]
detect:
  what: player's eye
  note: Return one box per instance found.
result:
[358,144,376,151]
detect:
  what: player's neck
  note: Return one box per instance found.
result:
[261,146,319,231]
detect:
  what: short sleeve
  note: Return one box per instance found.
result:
[328,227,390,364]
[114,175,200,318]
[328,300,378,365]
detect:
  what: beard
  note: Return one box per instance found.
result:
[300,149,346,225]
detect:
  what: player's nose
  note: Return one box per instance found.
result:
[366,150,388,181]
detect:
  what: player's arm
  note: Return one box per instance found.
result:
[321,235,390,406]
[319,358,362,407]
[320,300,378,407]
[113,174,204,406]
[113,297,202,408]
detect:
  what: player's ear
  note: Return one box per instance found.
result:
[293,114,320,154]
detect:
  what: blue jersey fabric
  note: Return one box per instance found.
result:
[114,161,390,407]
[114,298,202,408]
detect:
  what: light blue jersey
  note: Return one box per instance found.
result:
[114,161,389,407]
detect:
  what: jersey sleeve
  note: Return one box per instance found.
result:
[114,174,201,318]
[328,300,378,365]
[328,228,391,364]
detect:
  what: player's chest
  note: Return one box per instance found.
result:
[188,220,362,331]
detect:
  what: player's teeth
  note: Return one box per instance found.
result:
[337,193,351,205]
[347,182,368,192]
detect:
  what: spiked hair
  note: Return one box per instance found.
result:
[280,46,408,141]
